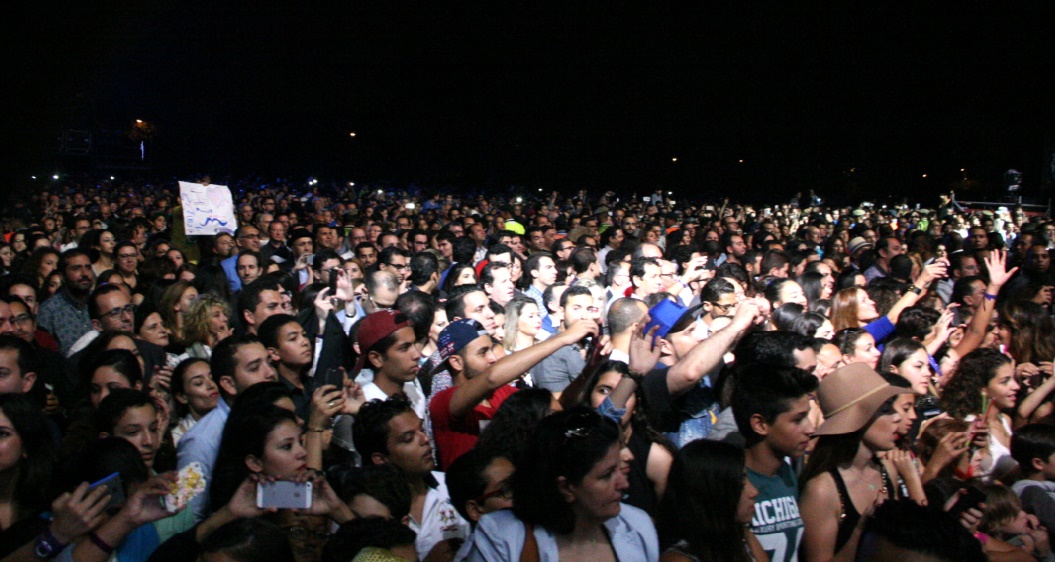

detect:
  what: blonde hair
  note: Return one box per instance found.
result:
[182,293,233,347]
[503,297,539,353]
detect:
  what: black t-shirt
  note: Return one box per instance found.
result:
[0,514,46,559]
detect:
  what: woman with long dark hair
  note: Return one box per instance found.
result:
[565,360,674,514]
[0,394,58,553]
[799,270,832,306]
[474,388,557,467]
[441,263,477,297]
[20,247,60,289]
[80,228,116,275]
[878,337,934,396]
[799,364,914,562]
[0,393,118,559]
[210,405,307,510]
[467,407,658,561]
[656,439,766,562]
[169,358,220,446]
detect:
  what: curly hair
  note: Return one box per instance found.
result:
[21,246,60,285]
[182,293,233,347]
[939,348,1013,420]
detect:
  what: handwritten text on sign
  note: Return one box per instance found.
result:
[179,181,237,236]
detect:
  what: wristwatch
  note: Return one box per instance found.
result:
[34,527,67,559]
[906,285,923,295]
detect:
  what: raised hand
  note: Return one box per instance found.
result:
[313,287,335,319]
[150,365,173,394]
[917,259,949,286]
[334,267,354,301]
[561,319,600,345]
[984,248,1018,289]
[679,256,709,284]
[628,320,662,375]
[308,384,344,430]
[342,379,367,416]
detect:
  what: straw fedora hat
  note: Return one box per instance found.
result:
[816,363,914,436]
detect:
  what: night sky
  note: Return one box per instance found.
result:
[7,6,1055,203]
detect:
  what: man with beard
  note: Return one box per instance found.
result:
[37,249,95,356]
[429,317,597,469]
[222,225,264,292]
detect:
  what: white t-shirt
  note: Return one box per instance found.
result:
[411,472,470,562]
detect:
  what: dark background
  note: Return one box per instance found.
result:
[6,6,1055,204]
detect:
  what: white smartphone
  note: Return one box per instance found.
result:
[257,481,313,509]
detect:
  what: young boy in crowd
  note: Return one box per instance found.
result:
[1011,423,1055,537]
[353,395,469,561]
[731,363,818,562]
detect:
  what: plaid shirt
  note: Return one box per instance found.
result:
[36,289,92,356]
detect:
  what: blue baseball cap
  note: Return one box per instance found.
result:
[644,299,701,339]
[437,319,490,364]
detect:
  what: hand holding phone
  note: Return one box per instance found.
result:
[257,481,313,509]
[88,472,126,508]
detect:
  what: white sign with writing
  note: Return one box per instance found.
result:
[179,181,236,235]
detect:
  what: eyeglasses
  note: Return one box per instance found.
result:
[117,253,138,260]
[708,301,735,313]
[475,481,514,504]
[12,314,34,325]
[103,304,137,319]
[385,263,410,271]
[239,233,261,240]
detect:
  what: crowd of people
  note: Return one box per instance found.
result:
[2,176,1055,561]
